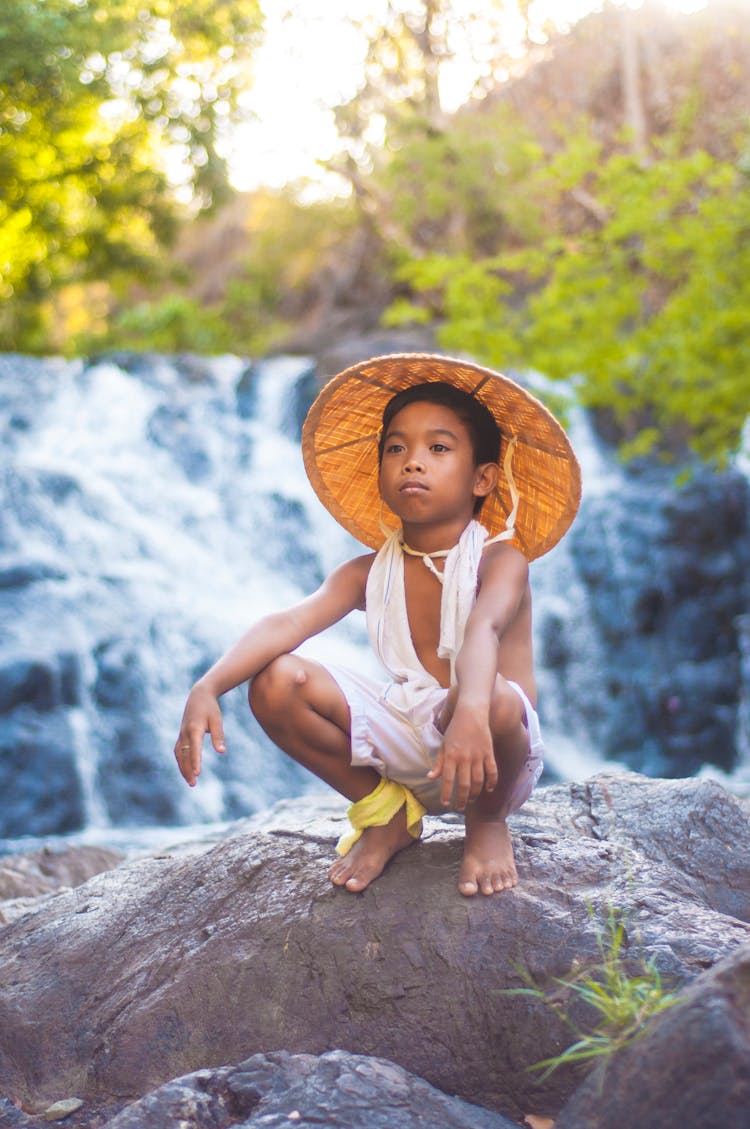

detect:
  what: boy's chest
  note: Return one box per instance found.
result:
[403,558,451,684]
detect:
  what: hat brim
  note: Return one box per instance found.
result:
[302,353,581,561]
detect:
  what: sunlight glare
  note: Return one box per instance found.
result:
[226,0,712,194]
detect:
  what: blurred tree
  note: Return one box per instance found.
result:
[0,0,262,351]
[324,0,549,257]
[391,132,750,463]
[77,188,362,357]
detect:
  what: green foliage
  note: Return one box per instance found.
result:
[326,1,545,260]
[377,108,545,256]
[389,130,750,463]
[0,0,262,351]
[77,189,361,357]
[79,295,231,355]
[502,906,682,1081]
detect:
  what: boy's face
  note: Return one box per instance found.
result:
[378,401,497,530]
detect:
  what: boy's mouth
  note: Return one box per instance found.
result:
[400,480,428,494]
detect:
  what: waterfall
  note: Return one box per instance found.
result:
[530,403,620,781]
[0,354,373,842]
[1,352,747,844]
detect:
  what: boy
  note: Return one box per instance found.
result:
[175,354,580,896]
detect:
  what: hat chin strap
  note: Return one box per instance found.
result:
[486,433,519,546]
[395,435,520,584]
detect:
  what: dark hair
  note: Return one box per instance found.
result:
[378,381,501,514]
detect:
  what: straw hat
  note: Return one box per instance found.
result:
[302,353,581,561]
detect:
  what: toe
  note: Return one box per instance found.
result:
[479,873,494,896]
[458,878,478,897]
[328,860,352,886]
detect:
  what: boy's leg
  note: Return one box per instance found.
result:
[438,679,530,897]
[249,655,416,891]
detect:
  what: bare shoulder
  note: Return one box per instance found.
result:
[477,541,529,591]
[320,552,375,612]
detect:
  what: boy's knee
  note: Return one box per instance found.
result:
[249,654,305,718]
[489,686,524,739]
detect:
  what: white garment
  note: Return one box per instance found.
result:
[365,519,489,708]
[320,660,543,815]
[319,517,545,814]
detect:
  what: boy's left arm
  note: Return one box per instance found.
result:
[428,544,529,810]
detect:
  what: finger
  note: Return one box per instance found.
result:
[440,756,456,807]
[427,748,444,781]
[187,730,204,783]
[174,737,198,787]
[454,760,472,811]
[209,710,226,755]
[484,748,499,794]
[468,758,486,804]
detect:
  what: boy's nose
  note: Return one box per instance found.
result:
[403,453,425,472]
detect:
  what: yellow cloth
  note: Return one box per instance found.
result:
[335,777,426,856]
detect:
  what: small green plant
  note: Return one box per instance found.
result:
[503,905,683,1081]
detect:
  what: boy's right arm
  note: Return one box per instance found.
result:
[174,554,371,786]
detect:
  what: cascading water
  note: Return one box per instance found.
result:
[0,353,378,843]
[530,398,625,781]
[1,352,748,845]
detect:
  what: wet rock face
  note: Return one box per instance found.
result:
[0,773,748,1125]
[568,462,750,776]
[0,1051,519,1129]
[0,710,86,838]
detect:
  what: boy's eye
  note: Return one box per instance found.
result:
[385,442,404,454]
[431,443,449,452]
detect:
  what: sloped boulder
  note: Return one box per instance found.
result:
[0,844,123,901]
[0,772,748,1123]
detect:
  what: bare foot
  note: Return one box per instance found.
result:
[329,807,416,893]
[459,812,517,897]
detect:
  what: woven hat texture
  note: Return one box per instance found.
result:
[302,353,581,560]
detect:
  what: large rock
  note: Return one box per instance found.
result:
[568,462,750,776]
[555,940,750,1129]
[0,772,748,1123]
[106,1049,519,1129]
[0,710,87,838]
[0,1050,519,1129]
[0,844,123,925]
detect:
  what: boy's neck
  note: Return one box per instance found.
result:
[399,515,477,556]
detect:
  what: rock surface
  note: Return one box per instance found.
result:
[566,461,750,777]
[0,772,748,1125]
[0,845,124,926]
[107,1049,519,1129]
[555,939,750,1129]
[0,1051,519,1129]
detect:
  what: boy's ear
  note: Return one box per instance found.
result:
[473,461,499,499]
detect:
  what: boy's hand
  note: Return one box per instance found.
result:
[174,682,226,787]
[428,704,498,810]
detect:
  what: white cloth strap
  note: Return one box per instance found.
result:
[367,519,489,689]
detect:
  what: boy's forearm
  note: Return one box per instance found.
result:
[453,620,500,715]
[196,612,304,698]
